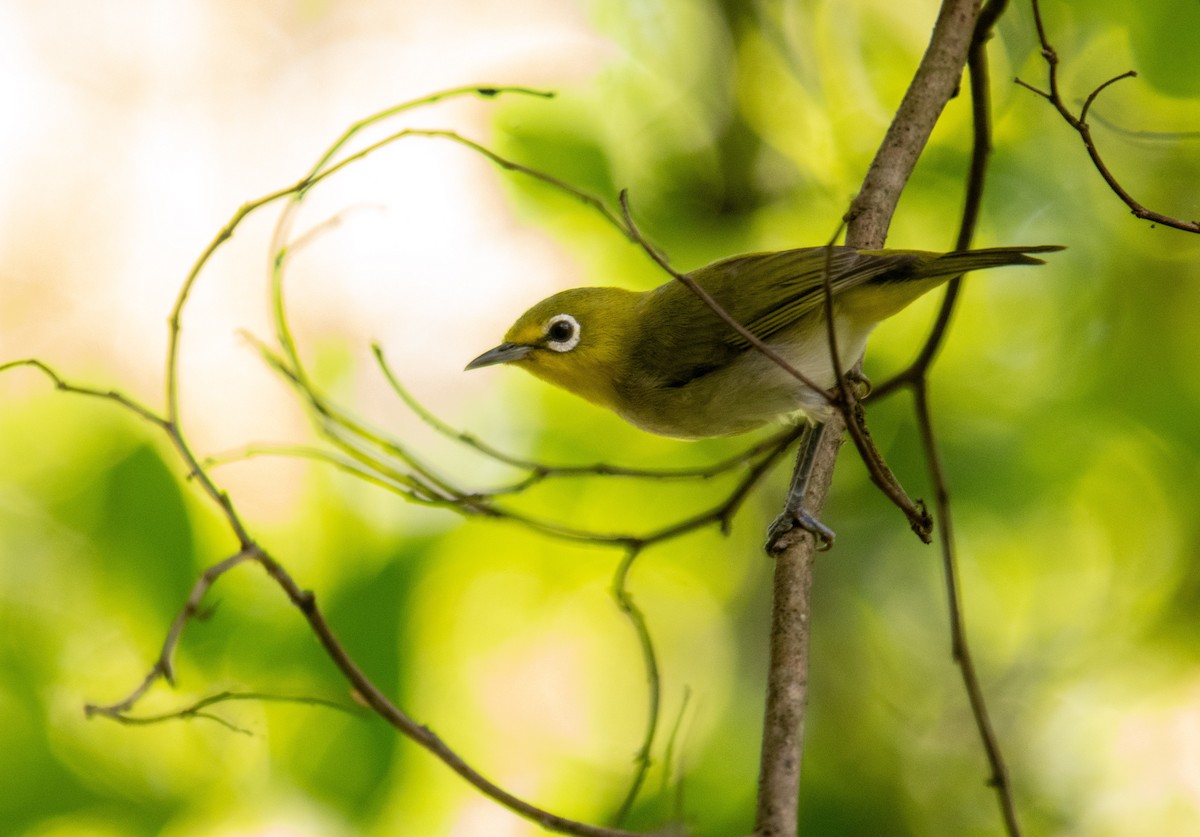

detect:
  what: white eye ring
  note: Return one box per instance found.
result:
[544,313,581,352]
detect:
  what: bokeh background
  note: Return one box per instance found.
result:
[3,2,1200,835]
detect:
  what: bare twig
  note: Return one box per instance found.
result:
[0,358,168,428]
[157,88,560,552]
[85,541,644,837]
[1017,0,1200,233]
[816,233,934,542]
[252,545,647,837]
[914,384,1018,835]
[611,546,660,826]
[843,0,987,249]
[91,690,361,733]
[661,686,693,820]
[85,548,258,717]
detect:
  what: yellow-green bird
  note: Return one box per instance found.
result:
[467,245,1062,439]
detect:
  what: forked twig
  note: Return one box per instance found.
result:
[0,358,167,428]
[1016,0,1199,233]
[84,541,645,837]
[91,691,361,734]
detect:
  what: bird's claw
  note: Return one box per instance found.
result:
[844,369,873,400]
[766,510,836,554]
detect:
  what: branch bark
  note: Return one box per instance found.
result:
[752,2,982,835]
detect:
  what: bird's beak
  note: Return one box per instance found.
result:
[465,342,533,370]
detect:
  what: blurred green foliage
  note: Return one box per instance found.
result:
[4,2,1200,836]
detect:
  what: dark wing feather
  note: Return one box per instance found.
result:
[629,246,910,389]
[625,244,1059,392]
[707,247,923,350]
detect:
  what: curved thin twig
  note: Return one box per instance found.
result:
[0,359,167,428]
[87,545,644,837]
[92,690,361,733]
[372,342,794,483]
[250,328,798,547]
[1016,0,1200,233]
[610,546,660,826]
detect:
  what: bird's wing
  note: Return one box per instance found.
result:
[630,247,919,390]
[628,245,1058,391]
[702,247,921,351]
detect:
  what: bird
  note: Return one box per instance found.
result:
[466,244,1062,440]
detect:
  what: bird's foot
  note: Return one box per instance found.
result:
[766,509,836,554]
[844,369,872,400]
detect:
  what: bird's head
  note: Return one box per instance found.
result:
[466,286,641,411]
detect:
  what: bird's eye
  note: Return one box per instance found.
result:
[544,314,580,352]
[548,319,574,341]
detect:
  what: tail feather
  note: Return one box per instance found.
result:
[838,244,1063,323]
[929,244,1065,274]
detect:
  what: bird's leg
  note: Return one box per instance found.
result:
[766,421,836,553]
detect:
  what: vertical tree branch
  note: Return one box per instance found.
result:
[753,2,982,835]
[844,0,984,249]
[753,430,840,837]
